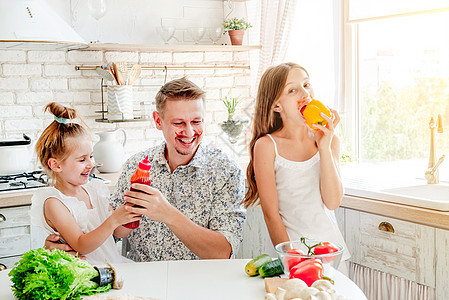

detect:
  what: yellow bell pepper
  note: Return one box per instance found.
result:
[300,99,332,130]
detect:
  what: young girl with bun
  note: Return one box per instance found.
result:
[243,63,350,273]
[30,102,140,265]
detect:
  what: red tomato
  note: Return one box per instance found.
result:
[313,242,338,255]
[285,248,305,270]
[313,242,339,263]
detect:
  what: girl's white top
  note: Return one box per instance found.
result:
[30,179,132,265]
[267,134,350,261]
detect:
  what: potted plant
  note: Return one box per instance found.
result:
[222,17,252,46]
[220,91,248,143]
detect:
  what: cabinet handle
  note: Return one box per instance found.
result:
[378,221,395,233]
[0,263,6,271]
[0,214,5,222]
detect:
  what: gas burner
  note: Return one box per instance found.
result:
[0,170,48,192]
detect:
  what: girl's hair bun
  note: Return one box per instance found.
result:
[44,102,78,120]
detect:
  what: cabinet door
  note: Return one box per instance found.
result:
[436,228,449,299]
[0,206,31,258]
[0,255,22,270]
[345,209,435,287]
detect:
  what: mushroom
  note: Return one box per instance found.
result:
[275,287,287,300]
[281,278,308,293]
[297,287,320,299]
[327,289,347,300]
[284,285,307,300]
[265,293,277,300]
[309,291,332,300]
[311,280,333,292]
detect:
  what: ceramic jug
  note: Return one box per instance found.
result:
[93,128,127,173]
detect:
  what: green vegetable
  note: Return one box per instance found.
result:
[8,248,110,300]
[245,254,272,276]
[259,259,284,278]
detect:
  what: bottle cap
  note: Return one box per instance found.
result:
[138,155,152,171]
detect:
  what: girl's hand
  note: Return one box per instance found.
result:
[311,108,340,151]
[110,204,142,227]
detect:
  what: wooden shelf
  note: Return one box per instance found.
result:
[79,43,261,52]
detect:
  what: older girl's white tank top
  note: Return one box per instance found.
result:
[267,134,350,261]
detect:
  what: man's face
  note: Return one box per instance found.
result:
[153,98,205,159]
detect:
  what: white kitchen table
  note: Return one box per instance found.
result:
[0,259,366,300]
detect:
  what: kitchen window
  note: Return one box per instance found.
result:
[340,1,449,177]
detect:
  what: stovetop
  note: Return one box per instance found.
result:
[0,171,48,192]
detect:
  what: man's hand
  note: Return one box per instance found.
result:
[123,183,232,259]
[123,183,179,225]
[44,234,85,259]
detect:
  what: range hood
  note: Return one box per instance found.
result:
[0,0,88,51]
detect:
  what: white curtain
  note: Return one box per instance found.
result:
[349,262,435,300]
[283,0,343,110]
[246,0,298,91]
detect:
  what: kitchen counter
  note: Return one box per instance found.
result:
[0,172,120,209]
[0,259,366,300]
[341,162,449,230]
[341,194,449,230]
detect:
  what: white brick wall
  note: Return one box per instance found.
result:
[0,48,254,168]
[0,51,26,63]
[28,51,66,63]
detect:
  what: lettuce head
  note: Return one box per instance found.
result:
[8,248,111,300]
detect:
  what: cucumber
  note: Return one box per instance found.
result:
[245,254,272,276]
[258,259,284,278]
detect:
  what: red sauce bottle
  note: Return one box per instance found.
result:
[123,155,151,229]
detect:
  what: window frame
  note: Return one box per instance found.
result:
[341,0,449,162]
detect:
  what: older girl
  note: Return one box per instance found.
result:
[243,63,350,273]
[30,102,140,265]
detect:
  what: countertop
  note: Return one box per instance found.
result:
[0,259,366,300]
[340,162,449,230]
[0,172,120,209]
[2,164,449,231]
[341,194,449,230]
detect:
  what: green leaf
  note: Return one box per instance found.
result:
[222,89,242,121]
[8,248,110,299]
[222,17,252,31]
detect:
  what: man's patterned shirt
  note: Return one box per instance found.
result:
[110,142,246,262]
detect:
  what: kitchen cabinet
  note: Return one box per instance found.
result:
[0,205,47,269]
[345,208,435,287]
[436,228,449,299]
[0,206,32,269]
[340,192,449,299]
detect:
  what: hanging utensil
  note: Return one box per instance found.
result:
[112,62,125,85]
[116,62,129,84]
[96,67,115,82]
[108,64,119,85]
[128,64,141,85]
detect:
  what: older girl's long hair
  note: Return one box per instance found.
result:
[243,63,309,208]
[35,102,88,185]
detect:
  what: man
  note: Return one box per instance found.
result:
[45,77,246,261]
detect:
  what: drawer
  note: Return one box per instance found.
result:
[0,206,31,229]
[0,206,31,258]
[0,255,22,270]
[0,227,31,257]
[345,209,435,287]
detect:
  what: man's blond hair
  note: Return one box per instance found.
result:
[155,77,206,116]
